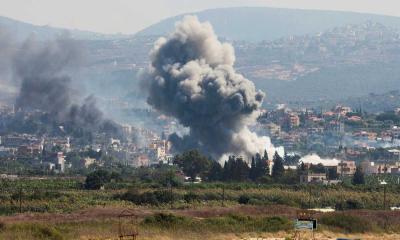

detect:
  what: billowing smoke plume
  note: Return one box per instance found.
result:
[0,28,13,73]
[0,27,17,94]
[12,36,122,138]
[14,37,81,119]
[300,154,340,166]
[143,16,273,159]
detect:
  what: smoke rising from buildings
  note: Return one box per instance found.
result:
[0,28,13,71]
[9,35,122,138]
[14,37,81,119]
[0,27,17,93]
[143,16,274,159]
[300,154,340,166]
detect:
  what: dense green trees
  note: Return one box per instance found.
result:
[173,150,268,182]
[249,156,257,181]
[153,167,182,187]
[170,149,297,183]
[171,150,300,184]
[249,152,269,181]
[207,161,223,182]
[85,170,112,190]
[328,168,338,180]
[222,156,250,182]
[352,166,365,185]
[272,152,284,180]
[174,150,211,181]
[284,153,300,165]
[84,170,121,190]
[376,111,400,124]
[309,163,326,173]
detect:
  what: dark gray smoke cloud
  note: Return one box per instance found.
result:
[0,27,17,94]
[0,27,13,71]
[14,37,81,119]
[12,36,123,138]
[143,16,274,159]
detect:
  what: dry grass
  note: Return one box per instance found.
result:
[1,205,400,239]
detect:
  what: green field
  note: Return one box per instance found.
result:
[0,177,400,239]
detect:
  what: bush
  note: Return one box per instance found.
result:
[84,170,111,190]
[143,213,292,234]
[238,195,251,204]
[263,216,292,232]
[10,224,63,240]
[118,189,178,206]
[202,192,221,201]
[143,213,190,227]
[138,192,159,205]
[30,191,63,200]
[34,226,63,240]
[205,215,291,233]
[335,199,364,210]
[153,190,175,204]
[258,176,274,184]
[0,221,5,232]
[184,192,199,203]
[319,214,374,233]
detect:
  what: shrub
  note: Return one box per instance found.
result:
[138,192,159,205]
[202,192,221,201]
[153,190,175,204]
[34,226,63,240]
[184,192,199,203]
[0,221,5,232]
[238,194,251,204]
[205,215,291,233]
[335,199,364,210]
[262,216,292,232]
[258,176,274,184]
[118,189,178,206]
[143,213,190,227]
[84,170,111,190]
[319,214,374,233]
[10,224,63,240]
[30,191,63,200]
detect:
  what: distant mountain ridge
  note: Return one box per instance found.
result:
[0,15,127,41]
[82,21,400,105]
[2,8,400,108]
[233,21,400,102]
[136,7,400,42]
[4,7,400,42]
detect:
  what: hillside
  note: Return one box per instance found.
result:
[77,21,400,106]
[0,15,125,41]
[2,8,400,107]
[234,22,400,102]
[136,7,400,42]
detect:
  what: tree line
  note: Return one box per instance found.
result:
[173,149,289,183]
[83,149,367,189]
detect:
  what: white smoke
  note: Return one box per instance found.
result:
[300,154,340,166]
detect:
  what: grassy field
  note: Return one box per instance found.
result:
[0,178,400,239]
[1,205,400,240]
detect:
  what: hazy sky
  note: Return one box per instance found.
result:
[1,0,400,34]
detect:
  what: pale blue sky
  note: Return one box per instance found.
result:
[1,0,400,34]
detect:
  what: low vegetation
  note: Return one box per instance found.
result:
[142,213,292,233]
[0,168,399,239]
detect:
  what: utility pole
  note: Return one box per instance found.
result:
[308,184,312,209]
[169,174,173,209]
[384,183,387,210]
[19,187,22,213]
[221,185,225,207]
[380,179,388,230]
[380,180,387,210]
